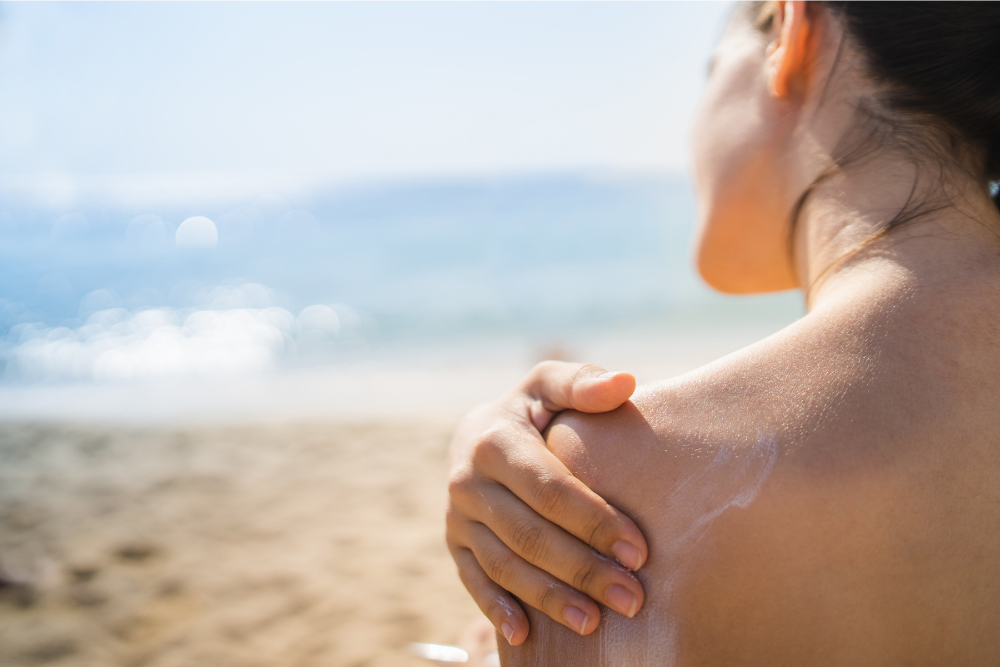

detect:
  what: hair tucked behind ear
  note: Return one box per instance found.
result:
[752,1,1000,212]
[747,1,1000,300]
[823,2,1000,213]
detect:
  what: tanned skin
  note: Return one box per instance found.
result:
[447,3,1000,663]
[504,266,1000,664]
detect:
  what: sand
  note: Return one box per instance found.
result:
[0,420,483,667]
[0,320,803,666]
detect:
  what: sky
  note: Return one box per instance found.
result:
[0,1,732,193]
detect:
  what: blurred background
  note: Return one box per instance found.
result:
[0,0,802,421]
[0,3,803,666]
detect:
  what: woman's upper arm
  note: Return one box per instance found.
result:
[499,403,671,666]
[543,401,665,511]
[502,397,810,666]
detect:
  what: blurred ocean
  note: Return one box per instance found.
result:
[0,172,803,420]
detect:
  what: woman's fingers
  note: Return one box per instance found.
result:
[474,482,644,619]
[451,545,529,646]
[469,428,648,572]
[521,362,637,430]
[465,522,602,637]
[446,360,649,639]
[517,455,647,571]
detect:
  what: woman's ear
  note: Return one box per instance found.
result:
[766,0,812,98]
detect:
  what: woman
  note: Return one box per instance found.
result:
[446,1,1000,664]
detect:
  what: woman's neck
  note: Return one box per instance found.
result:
[792,154,1000,312]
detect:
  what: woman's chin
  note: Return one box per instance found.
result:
[696,259,799,295]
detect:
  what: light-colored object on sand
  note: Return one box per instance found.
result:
[409,642,470,663]
[409,642,499,666]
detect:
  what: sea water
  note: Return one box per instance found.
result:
[0,173,802,419]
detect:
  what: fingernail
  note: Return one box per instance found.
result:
[605,584,638,618]
[612,540,642,570]
[598,371,625,379]
[501,622,514,644]
[563,606,589,635]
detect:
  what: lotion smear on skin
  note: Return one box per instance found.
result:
[507,432,778,667]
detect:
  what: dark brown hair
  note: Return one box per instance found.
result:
[829,3,1000,174]
[752,1,1000,292]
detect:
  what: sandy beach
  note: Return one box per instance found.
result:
[0,320,799,667]
[0,419,482,667]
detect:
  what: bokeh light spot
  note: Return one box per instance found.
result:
[175,216,218,248]
[298,304,340,335]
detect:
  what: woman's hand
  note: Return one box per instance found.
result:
[446,361,649,645]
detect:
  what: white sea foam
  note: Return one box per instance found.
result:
[0,282,370,383]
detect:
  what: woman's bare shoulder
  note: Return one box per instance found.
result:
[524,332,1000,664]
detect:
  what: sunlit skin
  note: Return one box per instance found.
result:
[447,2,1000,664]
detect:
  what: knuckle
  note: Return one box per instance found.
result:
[527,360,563,391]
[444,506,465,532]
[533,475,573,517]
[481,547,517,591]
[469,428,505,466]
[485,595,516,622]
[531,360,559,376]
[570,559,601,593]
[508,516,549,563]
[572,363,601,383]
[581,506,618,547]
[447,470,477,502]
[535,580,561,612]
[457,565,483,598]
[447,538,466,560]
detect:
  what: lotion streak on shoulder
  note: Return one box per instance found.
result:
[506,432,778,667]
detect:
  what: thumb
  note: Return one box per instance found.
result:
[523,361,636,427]
[570,367,637,413]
